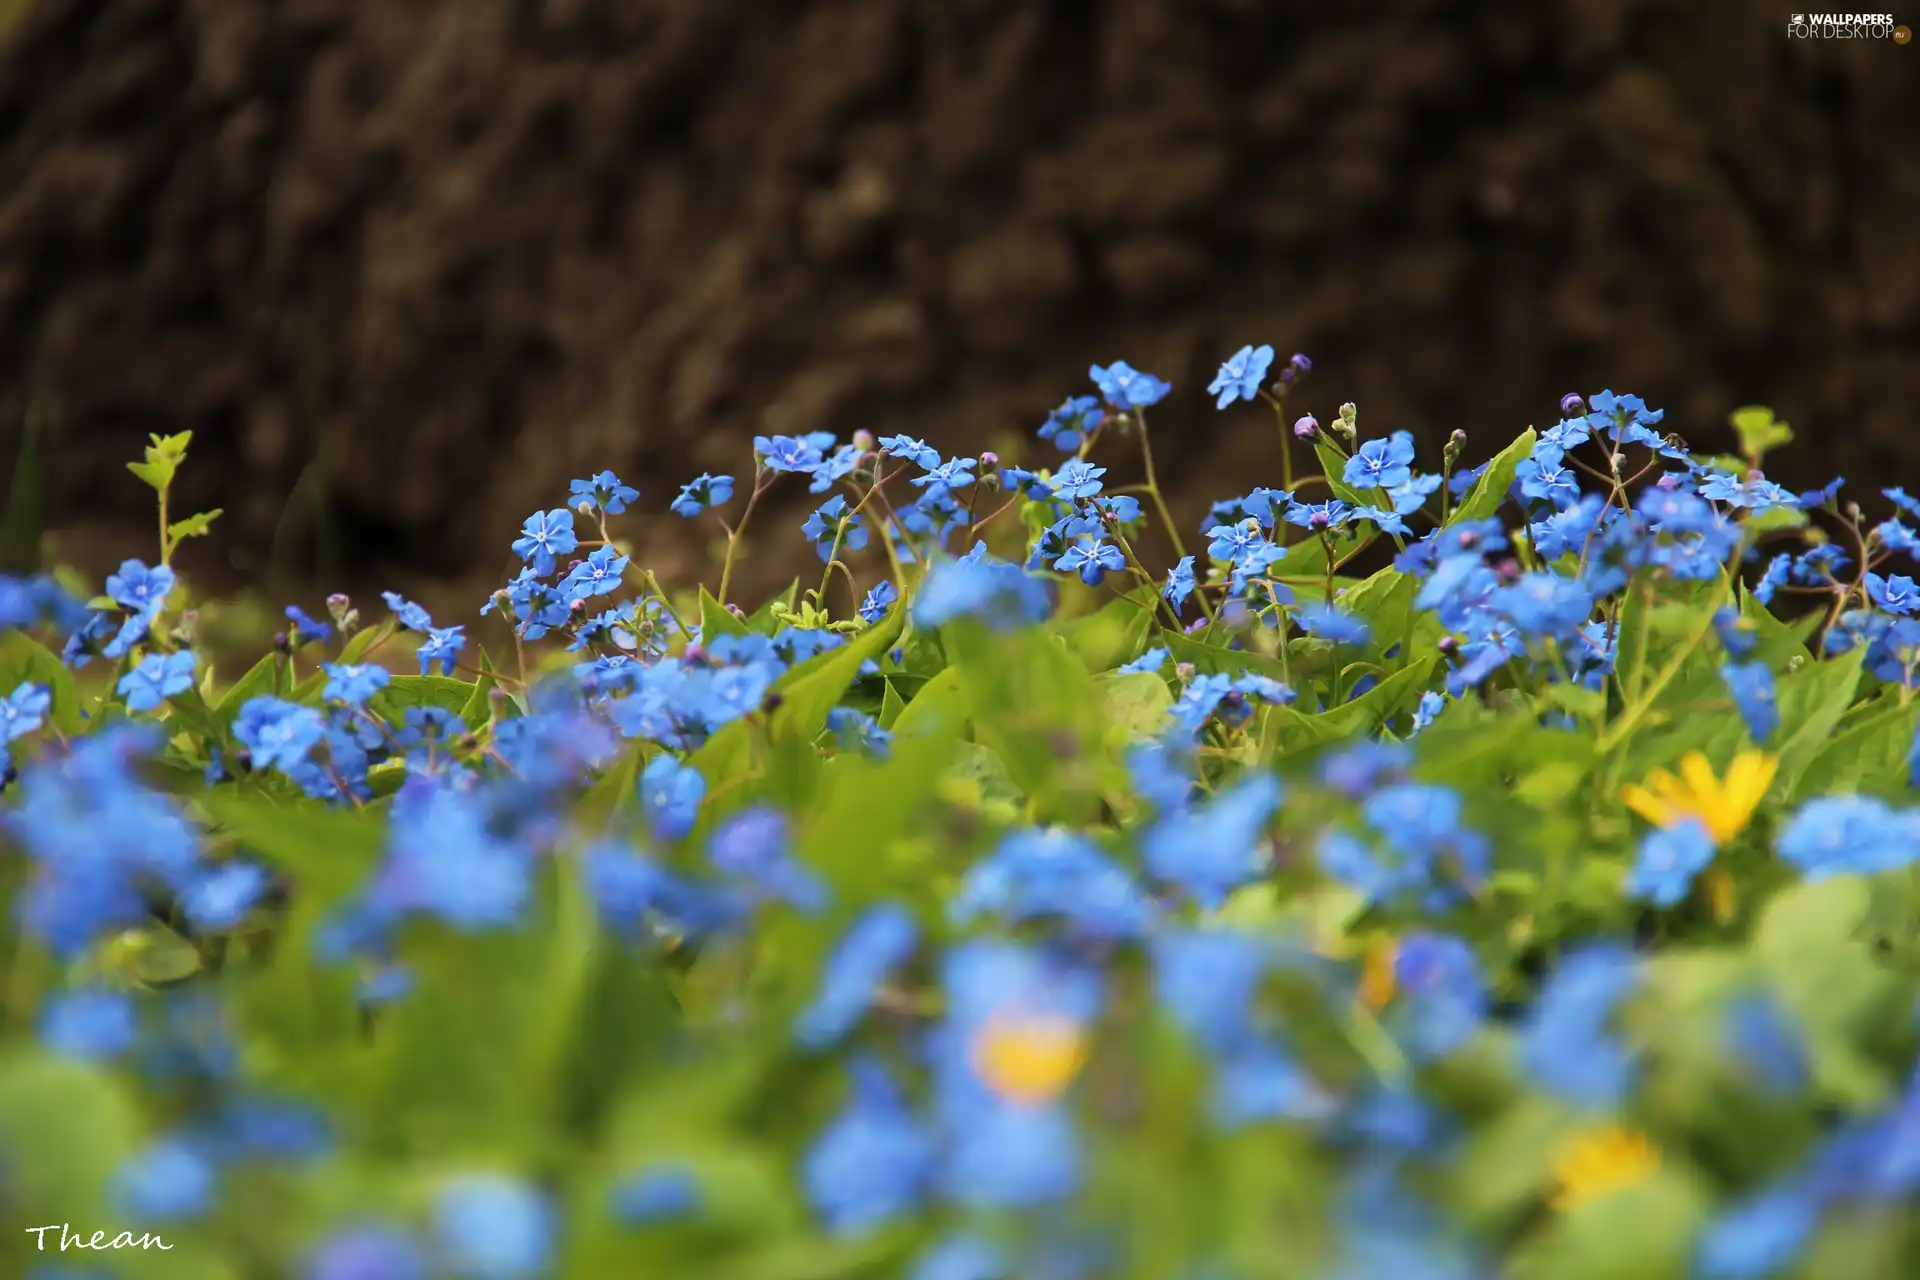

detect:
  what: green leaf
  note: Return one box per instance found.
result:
[1059,582,1157,672]
[1795,698,1920,798]
[198,787,388,902]
[1771,646,1866,798]
[1729,404,1793,462]
[368,674,475,724]
[1260,656,1438,761]
[458,647,501,728]
[891,666,966,742]
[1098,670,1173,742]
[0,1053,143,1226]
[166,508,223,542]
[1313,436,1371,508]
[1752,875,1905,1106]
[340,618,394,664]
[0,406,43,573]
[1447,427,1536,527]
[213,652,282,731]
[700,586,752,641]
[744,580,800,635]
[1509,1167,1709,1280]
[689,612,906,803]
[0,630,83,734]
[878,677,908,730]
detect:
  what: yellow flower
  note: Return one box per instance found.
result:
[970,1013,1088,1107]
[1620,750,1777,846]
[1549,1125,1659,1212]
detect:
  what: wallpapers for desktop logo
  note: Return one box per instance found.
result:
[1785,12,1905,37]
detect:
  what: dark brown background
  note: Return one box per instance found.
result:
[0,0,1915,603]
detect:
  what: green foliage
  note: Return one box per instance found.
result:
[7,374,1920,1278]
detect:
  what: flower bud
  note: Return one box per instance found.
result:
[762,691,786,715]
[852,429,877,453]
[980,451,999,468]
[1559,392,1586,417]
[1436,635,1458,655]
[272,631,291,654]
[1495,558,1521,583]
[1293,415,1319,440]
[1289,353,1313,376]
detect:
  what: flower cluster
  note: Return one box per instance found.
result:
[0,361,1917,1278]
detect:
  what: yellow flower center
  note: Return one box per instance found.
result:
[970,1013,1088,1107]
[1358,940,1398,1012]
[1620,750,1777,847]
[1549,1125,1659,1212]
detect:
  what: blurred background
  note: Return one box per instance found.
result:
[0,0,1915,613]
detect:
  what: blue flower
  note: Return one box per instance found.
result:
[1777,794,1919,879]
[1090,361,1171,409]
[435,1176,554,1280]
[1695,1184,1821,1279]
[914,554,1051,632]
[877,435,940,468]
[911,1235,1007,1280]
[639,754,704,840]
[376,781,534,930]
[670,472,735,517]
[1391,933,1487,1060]
[804,1058,934,1234]
[1050,458,1106,501]
[1626,817,1717,908]
[1518,945,1638,1108]
[286,605,332,646]
[382,591,434,631]
[1207,344,1275,409]
[858,581,898,624]
[1054,537,1125,586]
[510,508,579,577]
[569,470,639,516]
[803,496,870,562]
[1343,432,1416,492]
[708,806,826,912]
[1720,661,1778,744]
[757,434,828,474]
[955,828,1154,939]
[105,558,175,622]
[560,545,630,601]
[183,861,269,931]
[795,904,919,1049]
[1212,1045,1339,1127]
[1296,604,1371,648]
[912,457,978,493]
[1119,647,1168,675]
[1,681,50,741]
[1152,928,1271,1054]
[1141,773,1282,908]
[609,1167,701,1225]
[234,697,326,772]
[1410,690,1444,734]
[1866,571,1920,616]
[307,1225,429,1280]
[1164,556,1197,610]
[418,625,466,676]
[1515,443,1582,507]
[1038,395,1103,452]
[322,663,391,708]
[114,1136,216,1221]
[39,989,138,1060]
